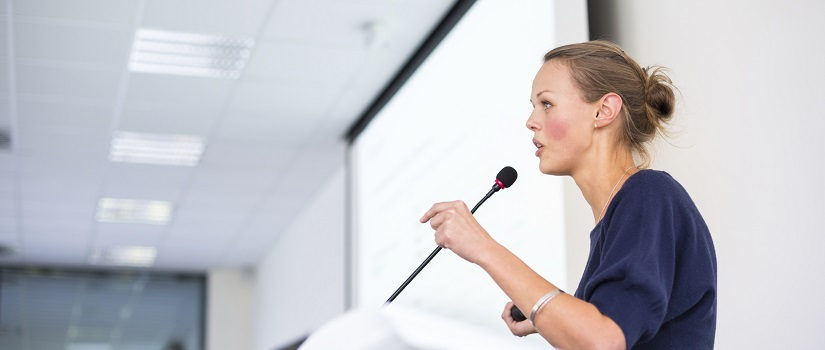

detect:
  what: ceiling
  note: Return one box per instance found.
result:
[0,0,456,270]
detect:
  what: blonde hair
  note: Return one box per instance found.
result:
[544,40,675,166]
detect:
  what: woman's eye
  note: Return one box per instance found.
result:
[542,101,552,110]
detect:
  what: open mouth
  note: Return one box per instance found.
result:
[532,138,544,156]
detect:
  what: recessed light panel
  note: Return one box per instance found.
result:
[96,198,172,225]
[91,246,157,267]
[109,131,204,166]
[129,28,254,79]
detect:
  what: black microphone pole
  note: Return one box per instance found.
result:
[385,166,517,304]
[385,187,495,304]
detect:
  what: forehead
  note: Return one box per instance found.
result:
[531,59,578,96]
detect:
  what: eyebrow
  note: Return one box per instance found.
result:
[530,90,552,102]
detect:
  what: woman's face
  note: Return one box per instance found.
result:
[527,60,598,175]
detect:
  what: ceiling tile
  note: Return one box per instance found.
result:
[125,73,235,111]
[0,58,7,99]
[20,199,97,223]
[228,81,321,115]
[0,195,14,213]
[187,166,274,194]
[16,62,122,103]
[23,228,91,265]
[16,124,110,160]
[24,225,91,246]
[14,20,132,68]
[165,221,240,245]
[17,98,113,134]
[160,228,232,252]
[198,138,292,172]
[21,219,93,244]
[18,157,104,181]
[262,0,381,48]
[19,175,101,205]
[17,159,105,187]
[23,237,89,264]
[0,148,11,161]
[14,0,139,26]
[0,20,7,58]
[215,112,317,146]
[119,105,218,136]
[142,0,272,37]
[244,40,366,85]
[105,162,192,193]
[177,187,261,214]
[94,222,166,247]
[263,0,452,49]
[321,84,382,134]
[0,157,12,185]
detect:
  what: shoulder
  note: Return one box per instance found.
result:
[602,169,696,231]
[614,169,690,208]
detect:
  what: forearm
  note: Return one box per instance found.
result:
[477,242,625,349]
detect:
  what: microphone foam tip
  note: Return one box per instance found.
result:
[496,166,518,188]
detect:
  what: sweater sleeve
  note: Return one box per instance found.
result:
[586,182,678,348]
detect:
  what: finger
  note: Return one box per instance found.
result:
[420,202,453,223]
[434,232,445,248]
[429,212,446,230]
[502,301,514,321]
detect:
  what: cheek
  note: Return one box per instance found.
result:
[546,117,570,141]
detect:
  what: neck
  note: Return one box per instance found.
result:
[570,145,637,224]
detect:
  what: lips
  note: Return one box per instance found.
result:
[532,138,544,157]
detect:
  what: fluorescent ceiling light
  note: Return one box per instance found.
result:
[129,28,254,79]
[96,198,173,225]
[91,246,157,267]
[109,131,204,166]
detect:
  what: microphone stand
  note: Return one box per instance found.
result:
[385,184,501,304]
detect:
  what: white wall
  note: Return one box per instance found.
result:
[563,0,825,348]
[207,269,255,350]
[254,164,347,350]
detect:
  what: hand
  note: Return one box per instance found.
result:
[419,200,496,265]
[502,301,537,337]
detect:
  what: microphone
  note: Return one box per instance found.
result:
[385,166,518,304]
[510,304,527,322]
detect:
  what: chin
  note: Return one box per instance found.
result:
[539,158,570,176]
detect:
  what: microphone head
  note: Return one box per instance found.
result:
[496,166,518,188]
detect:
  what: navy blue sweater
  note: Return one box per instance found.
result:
[574,170,717,349]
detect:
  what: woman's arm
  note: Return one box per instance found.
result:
[478,242,625,350]
[420,200,625,349]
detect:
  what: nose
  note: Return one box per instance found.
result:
[526,112,539,131]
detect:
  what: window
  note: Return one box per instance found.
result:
[0,267,205,350]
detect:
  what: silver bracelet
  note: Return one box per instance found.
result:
[529,289,564,326]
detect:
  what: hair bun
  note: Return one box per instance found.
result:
[643,66,676,125]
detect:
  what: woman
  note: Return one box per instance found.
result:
[419,41,717,349]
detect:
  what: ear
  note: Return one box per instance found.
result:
[595,92,624,127]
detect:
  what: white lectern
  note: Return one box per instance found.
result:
[300,304,550,350]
